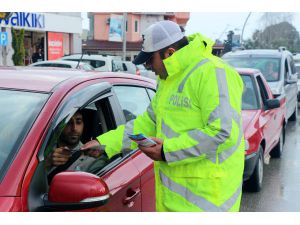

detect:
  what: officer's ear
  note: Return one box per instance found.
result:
[164,48,176,59]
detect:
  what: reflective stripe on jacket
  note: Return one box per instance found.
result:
[97,33,245,212]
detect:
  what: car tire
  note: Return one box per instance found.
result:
[270,128,284,158]
[244,146,264,192]
[289,105,297,121]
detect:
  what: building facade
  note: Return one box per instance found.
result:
[0,12,82,66]
[84,12,190,61]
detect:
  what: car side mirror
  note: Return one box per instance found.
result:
[285,74,298,84]
[43,171,109,211]
[265,99,280,110]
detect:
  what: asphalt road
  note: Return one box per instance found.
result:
[241,111,300,211]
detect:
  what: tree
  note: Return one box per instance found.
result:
[244,22,300,52]
[223,30,234,53]
[260,12,294,28]
[11,28,25,66]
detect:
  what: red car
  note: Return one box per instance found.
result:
[0,67,156,211]
[239,68,286,192]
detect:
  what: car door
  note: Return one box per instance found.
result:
[287,55,298,115]
[256,75,278,152]
[284,56,297,119]
[27,81,142,212]
[113,84,156,211]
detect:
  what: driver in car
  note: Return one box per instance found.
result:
[265,61,279,80]
[46,110,104,180]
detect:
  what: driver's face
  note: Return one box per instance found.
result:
[60,112,84,146]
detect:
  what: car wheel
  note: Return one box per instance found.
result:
[270,128,284,158]
[244,146,264,192]
[289,105,297,121]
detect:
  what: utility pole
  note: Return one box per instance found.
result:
[241,12,252,47]
[0,13,13,66]
[122,12,127,61]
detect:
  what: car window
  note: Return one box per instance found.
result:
[81,64,94,71]
[289,56,296,74]
[113,86,151,122]
[256,75,270,105]
[44,96,119,181]
[113,61,124,72]
[284,59,289,80]
[64,59,105,69]
[241,75,259,110]
[224,57,281,82]
[53,63,72,68]
[89,60,106,69]
[146,88,156,100]
[0,90,48,181]
[33,63,51,67]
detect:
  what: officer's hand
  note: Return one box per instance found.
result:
[51,146,72,166]
[80,140,103,158]
[139,137,164,161]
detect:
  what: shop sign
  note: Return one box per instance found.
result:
[0,12,45,29]
[48,32,64,60]
[0,32,8,46]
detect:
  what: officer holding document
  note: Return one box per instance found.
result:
[81,20,244,212]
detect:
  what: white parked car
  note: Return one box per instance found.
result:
[29,60,94,71]
[60,54,121,72]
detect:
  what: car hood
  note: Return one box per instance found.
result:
[242,109,260,139]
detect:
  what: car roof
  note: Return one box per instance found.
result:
[61,54,121,60]
[0,67,156,92]
[223,49,288,58]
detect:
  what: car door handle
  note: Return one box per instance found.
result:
[123,188,141,206]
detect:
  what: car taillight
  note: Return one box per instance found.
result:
[136,69,141,75]
[244,140,249,154]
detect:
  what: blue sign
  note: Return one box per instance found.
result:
[0,32,8,46]
[0,12,45,29]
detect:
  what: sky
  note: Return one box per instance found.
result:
[185,12,300,41]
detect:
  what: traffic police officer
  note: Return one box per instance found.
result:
[82,20,245,212]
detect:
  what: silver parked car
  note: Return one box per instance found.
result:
[29,60,94,71]
[223,47,298,122]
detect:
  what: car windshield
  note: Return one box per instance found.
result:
[0,90,48,180]
[224,56,281,82]
[241,75,259,110]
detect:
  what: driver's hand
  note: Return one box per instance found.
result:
[80,140,103,158]
[51,146,72,166]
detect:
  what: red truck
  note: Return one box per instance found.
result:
[238,68,286,192]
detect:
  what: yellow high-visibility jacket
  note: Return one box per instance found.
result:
[97,33,245,212]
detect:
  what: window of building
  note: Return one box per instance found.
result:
[135,21,138,33]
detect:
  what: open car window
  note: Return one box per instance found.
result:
[44,95,120,182]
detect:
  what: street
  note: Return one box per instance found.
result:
[241,110,300,211]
